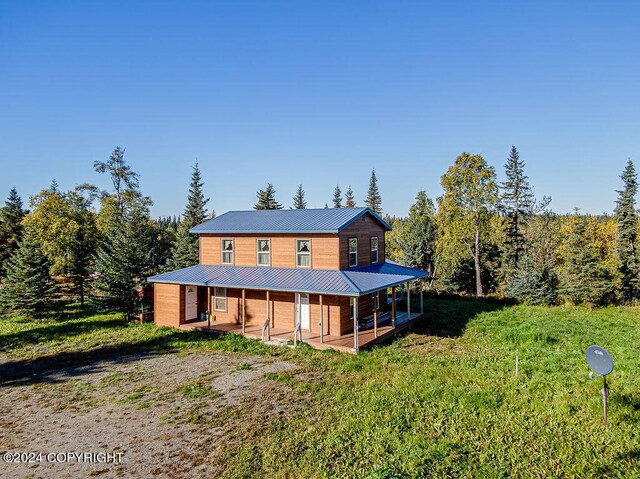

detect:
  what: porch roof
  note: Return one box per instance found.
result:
[147,260,428,296]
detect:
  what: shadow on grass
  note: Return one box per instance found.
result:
[0,318,127,353]
[0,329,211,387]
[412,297,511,338]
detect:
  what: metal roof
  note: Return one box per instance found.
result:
[148,260,428,296]
[189,207,392,235]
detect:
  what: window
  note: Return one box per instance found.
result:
[221,239,234,264]
[257,239,270,266]
[371,290,380,311]
[214,287,227,311]
[370,236,379,264]
[350,297,357,321]
[348,238,358,267]
[296,239,311,267]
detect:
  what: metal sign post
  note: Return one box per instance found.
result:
[586,345,614,426]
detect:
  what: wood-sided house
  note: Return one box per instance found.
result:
[148,207,428,353]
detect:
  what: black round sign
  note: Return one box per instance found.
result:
[586,345,614,376]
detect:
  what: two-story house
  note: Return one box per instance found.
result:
[148,207,428,353]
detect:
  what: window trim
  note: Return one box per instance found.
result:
[296,239,312,268]
[348,237,358,267]
[221,238,234,265]
[371,290,380,311]
[214,287,227,312]
[256,238,271,267]
[370,236,379,264]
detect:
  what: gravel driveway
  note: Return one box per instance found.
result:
[0,351,300,478]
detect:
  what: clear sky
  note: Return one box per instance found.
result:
[1,1,639,218]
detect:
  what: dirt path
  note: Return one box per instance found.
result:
[0,351,300,478]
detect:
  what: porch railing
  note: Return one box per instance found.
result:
[293,318,302,347]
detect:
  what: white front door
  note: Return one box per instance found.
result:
[297,293,310,330]
[185,286,198,321]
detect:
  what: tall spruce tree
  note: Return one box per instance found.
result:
[93,147,155,311]
[365,169,383,215]
[332,185,343,208]
[166,162,210,270]
[397,191,437,275]
[345,186,356,207]
[254,183,283,210]
[500,146,536,276]
[614,159,640,302]
[292,184,307,209]
[559,213,616,306]
[0,225,57,318]
[0,187,25,278]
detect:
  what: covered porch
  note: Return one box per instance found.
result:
[180,309,422,354]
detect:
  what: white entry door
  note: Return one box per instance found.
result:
[297,293,310,330]
[185,286,198,321]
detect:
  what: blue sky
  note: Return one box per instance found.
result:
[1,1,639,217]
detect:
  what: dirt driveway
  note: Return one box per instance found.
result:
[0,351,300,478]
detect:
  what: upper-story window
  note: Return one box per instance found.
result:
[221,239,234,264]
[296,239,311,267]
[370,236,379,264]
[257,239,270,266]
[348,238,358,267]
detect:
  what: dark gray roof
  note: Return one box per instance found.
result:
[148,260,428,296]
[189,207,391,235]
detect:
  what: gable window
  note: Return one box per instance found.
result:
[214,287,227,311]
[257,239,270,266]
[296,239,311,267]
[221,239,234,264]
[348,238,358,267]
[370,236,379,264]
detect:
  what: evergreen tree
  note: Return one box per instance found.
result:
[254,183,283,210]
[94,197,155,310]
[500,146,536,276]
[292,184,307,209]
[396,191,437,276]
[0,225,57,318]
[614,159,639,302]
[505,211,559,305]
[559,213,616,306]
[0,187,25,278]
[166,162,210,270]
[332,185,343,208]
[93,147,156,310]
[345,185,356,208]
[365,169,383,215]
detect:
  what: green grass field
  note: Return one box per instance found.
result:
[1,299,639,478]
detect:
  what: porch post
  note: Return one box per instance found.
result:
[406,282,411,321]
[373,291,378,339]
[391,286,396,328]
[353,297,359,353]
[242,288,246,335]
[319,294,324,344]
[266,290,271,325]
[420,281,424,315]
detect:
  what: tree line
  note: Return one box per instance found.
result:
[0,146,638,318]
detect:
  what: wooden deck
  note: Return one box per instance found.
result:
[179,311,422,353]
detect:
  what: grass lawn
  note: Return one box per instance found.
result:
[1,299,639,478]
